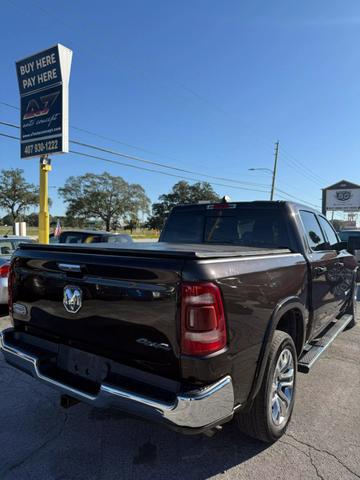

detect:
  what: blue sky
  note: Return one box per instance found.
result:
[1,0,360,218]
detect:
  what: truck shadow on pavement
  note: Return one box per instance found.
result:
[90,407,270,477]
[0,361,269,480]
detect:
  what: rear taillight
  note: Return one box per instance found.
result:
[0,264,9,278]
[180,282,227,356]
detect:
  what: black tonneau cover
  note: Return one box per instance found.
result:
[18,242,291,259]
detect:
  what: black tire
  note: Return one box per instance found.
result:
[235,331,297,443]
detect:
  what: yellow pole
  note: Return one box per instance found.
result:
[38,155,52,244]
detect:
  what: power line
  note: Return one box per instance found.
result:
[0,129,320,208]
[0,131,18,141]
[0,101,269,185]
[69,149,270,193]
[0,100,329,189]
[0,120,18,129]
[71,139,270,188]
[1,101,175,158]
[0,120,321,205]
[280,153,326,186]
[0,131,270,195]
[0,120,321,207]
[0,101,18,111]
[275,188,320,209]
[281,146,328,184]
[0,119,270,189]
[70,125,173,159]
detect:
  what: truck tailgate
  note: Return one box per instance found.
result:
[11,247,183,380]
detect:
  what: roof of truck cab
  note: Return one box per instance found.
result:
[170,200,320,214]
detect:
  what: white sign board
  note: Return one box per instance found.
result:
[326,188,360,211]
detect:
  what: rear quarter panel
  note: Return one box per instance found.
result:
[182,253,308,405]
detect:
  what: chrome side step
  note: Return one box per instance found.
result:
[298,314,353,373]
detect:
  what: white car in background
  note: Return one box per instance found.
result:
[0,236,35,304]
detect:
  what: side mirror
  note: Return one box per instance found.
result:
[334,241,348,252]
[309,231,321,244]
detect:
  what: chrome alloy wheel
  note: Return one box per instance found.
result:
[270,348,295,427]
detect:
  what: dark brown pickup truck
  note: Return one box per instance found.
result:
[1,201,357,442]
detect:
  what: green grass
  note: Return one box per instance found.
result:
[0,225,159,241]
[0,226,39,237]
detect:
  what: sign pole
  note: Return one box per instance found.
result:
[39,155,52,244]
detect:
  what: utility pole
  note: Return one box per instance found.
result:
[270,141,279,201]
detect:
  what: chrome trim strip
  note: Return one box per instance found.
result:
[0,330,234,429]
[198,253,304,264]
[57,263,82,272]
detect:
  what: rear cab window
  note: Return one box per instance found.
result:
[161,204,291,249]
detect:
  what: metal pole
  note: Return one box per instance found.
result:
[270,141,279,201]
[39,155,52,244]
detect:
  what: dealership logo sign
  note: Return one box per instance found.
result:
[336,191,352,202]
[16,44,72,158]
[23,91,60,120]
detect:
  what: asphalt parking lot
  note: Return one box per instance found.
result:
[0,307,359,480]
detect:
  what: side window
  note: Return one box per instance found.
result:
[299,211,327,251]
[318,216,339,248]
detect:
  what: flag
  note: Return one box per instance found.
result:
[54,218,62,237]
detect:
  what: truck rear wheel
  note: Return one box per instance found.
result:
[235,331,297,443]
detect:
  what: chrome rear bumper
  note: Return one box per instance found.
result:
[0,328,234,430]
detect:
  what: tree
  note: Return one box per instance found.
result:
[124,217,138,234]
[1,214,12,226]
[0,169,38,228]
[59,172,150,231]
[146,181,220,230]
[25,212,39,227]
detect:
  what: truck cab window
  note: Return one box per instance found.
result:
[162,214,204,243]
[161,208,290,248]
[318,216,339,248]
[299,211,327,251]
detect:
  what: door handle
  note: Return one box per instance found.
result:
[313,266,327,276]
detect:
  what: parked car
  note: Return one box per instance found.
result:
[338,230,360,265]
[0,236,35,304]
[50,230,133,246]
[338,229,360,241]
[1,201,357,442]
